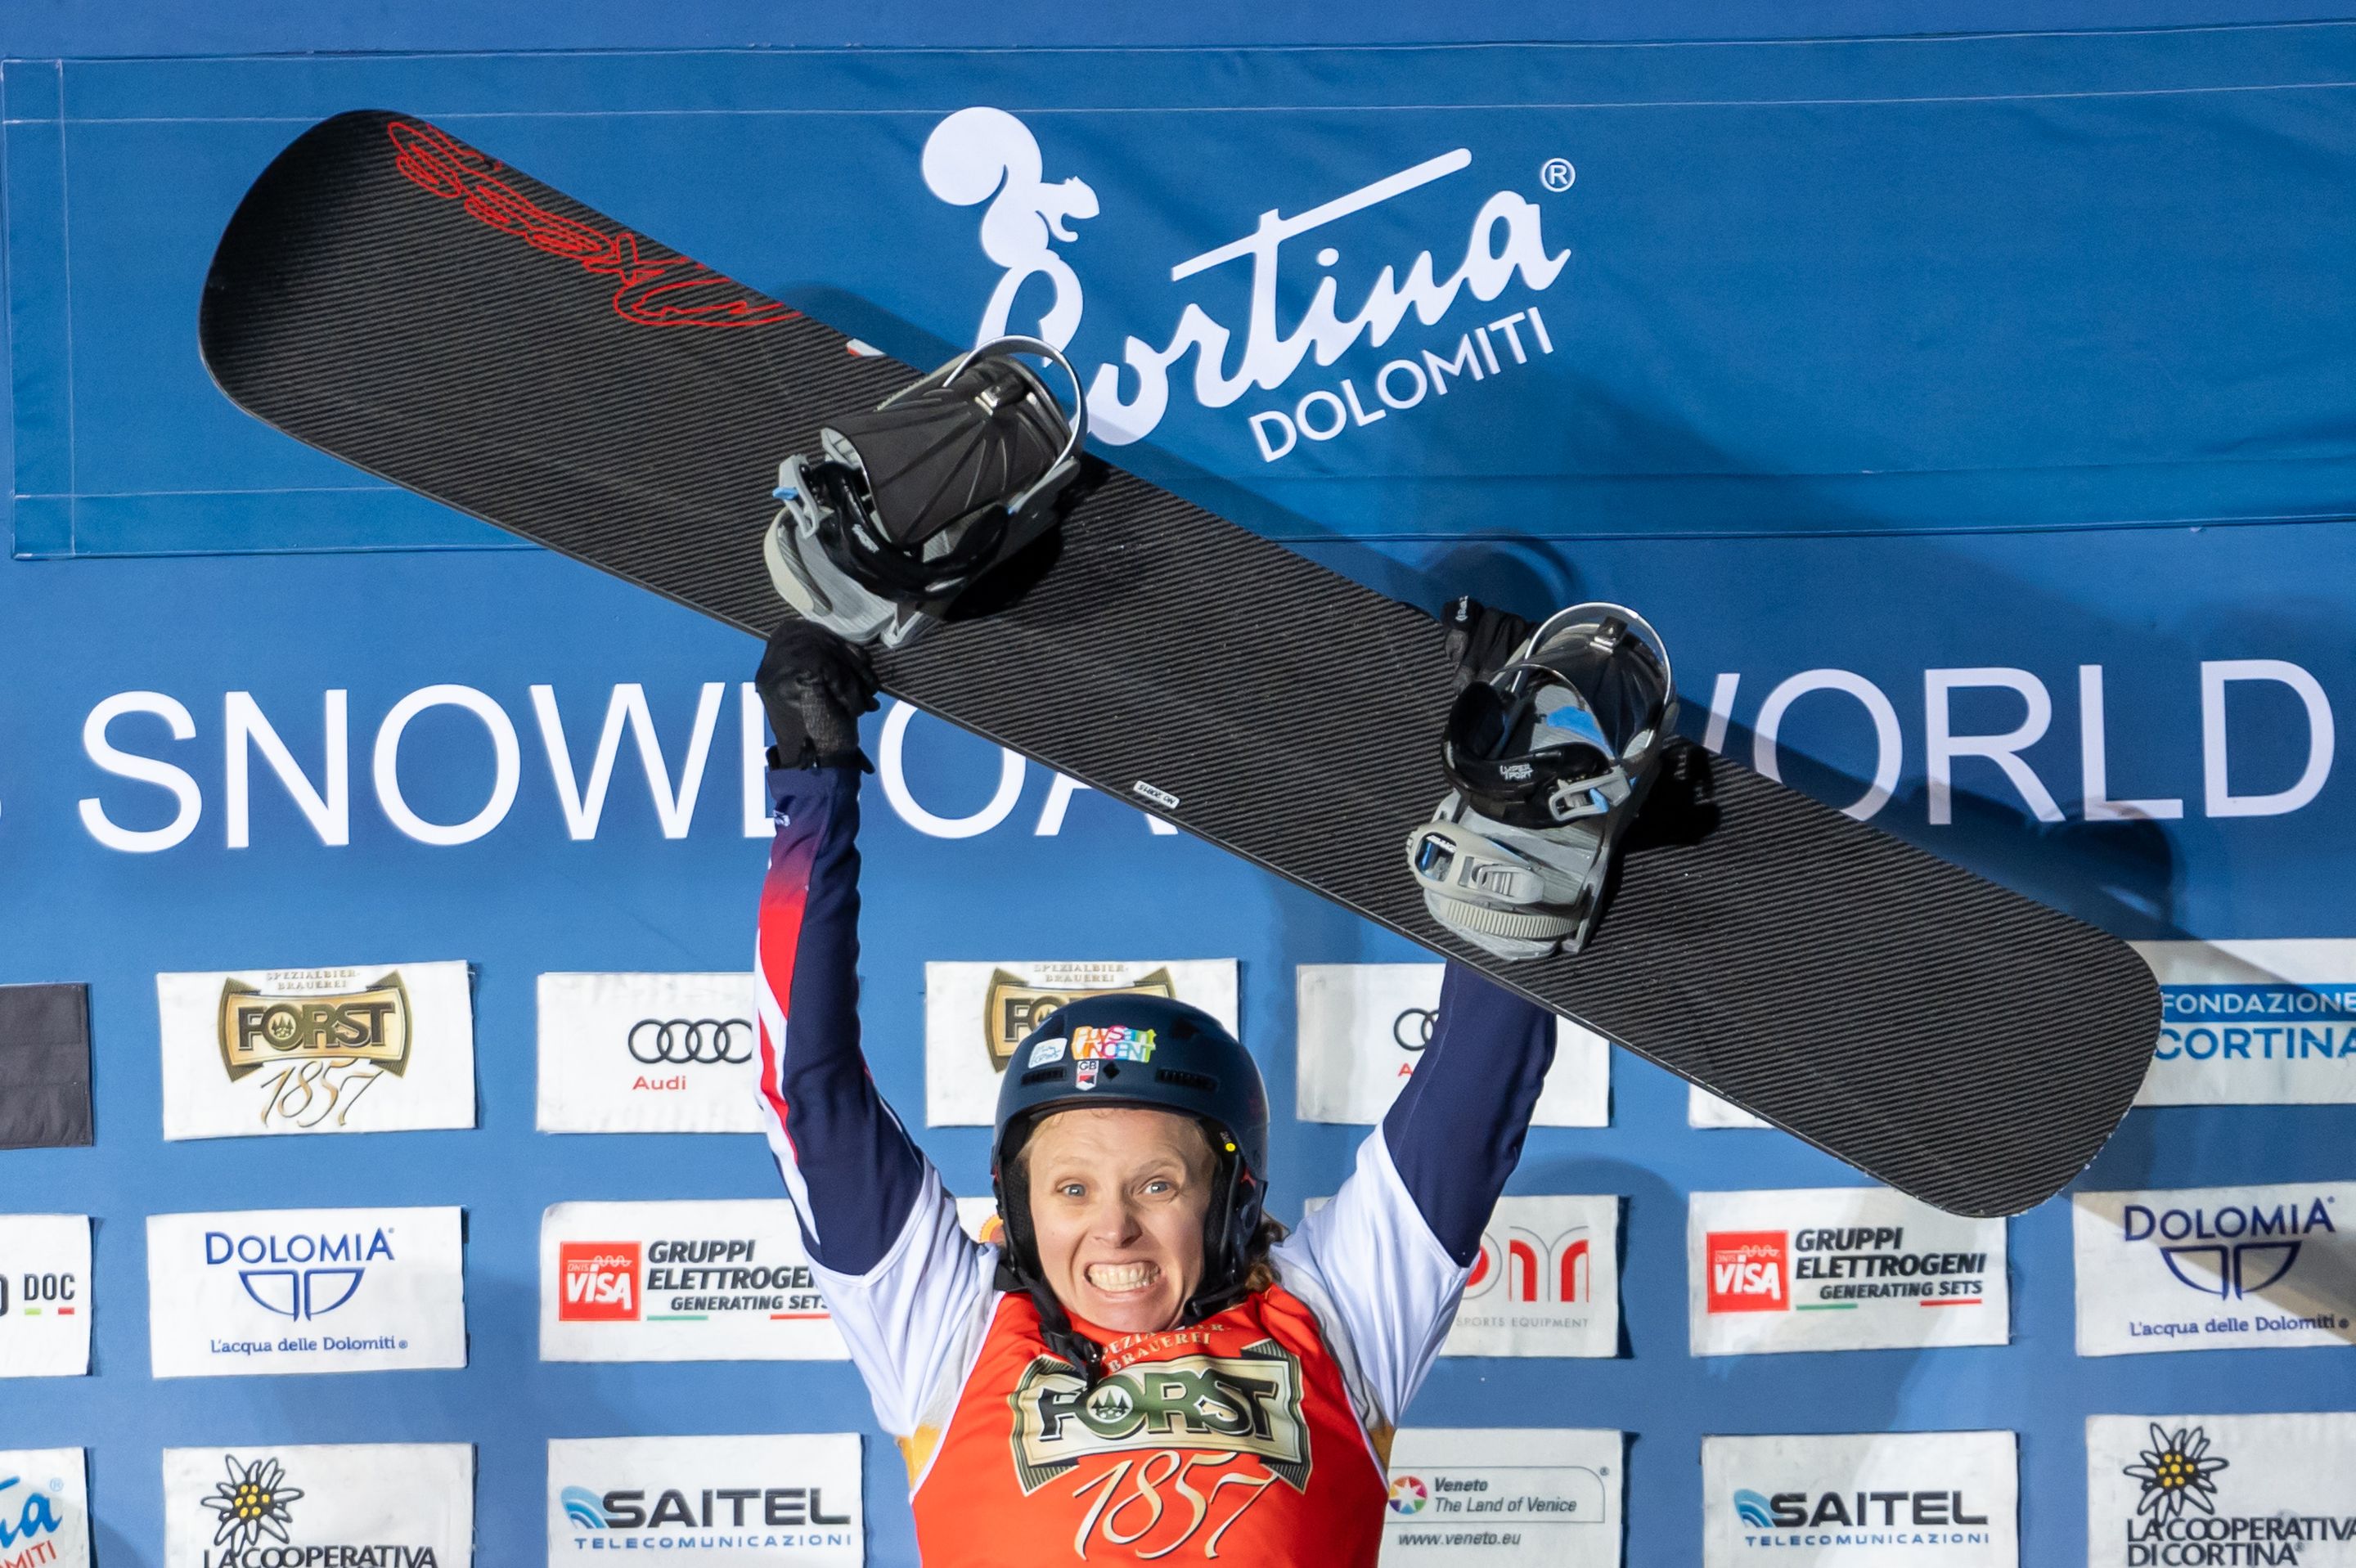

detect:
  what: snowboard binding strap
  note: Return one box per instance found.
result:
[767,335,1086,647]
[1408,603,1676,959]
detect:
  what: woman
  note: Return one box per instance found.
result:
[749,623,1559,1566]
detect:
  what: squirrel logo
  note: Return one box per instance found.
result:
[922,107,1099,350]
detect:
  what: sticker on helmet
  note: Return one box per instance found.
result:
[1027,1038,1069,1067]
[1072,1025,1158,1063]
[1075,1060,1102,1090]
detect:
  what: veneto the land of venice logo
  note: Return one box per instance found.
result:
[920,106,1572,456]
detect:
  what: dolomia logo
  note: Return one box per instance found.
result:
[923,107,1571,456]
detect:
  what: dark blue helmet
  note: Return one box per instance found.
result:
[990,993,1270,1323]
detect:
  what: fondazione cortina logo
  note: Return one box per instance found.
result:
[157,964,475,1141]
[921,107,1573,461]
[164,1444,473,1568]
[2071,1182,2356,1357]
[979,966,1174,1072]
[546,1435,861,1563]
[2087,1414,2356,1568]
[2131,941,2356,1107]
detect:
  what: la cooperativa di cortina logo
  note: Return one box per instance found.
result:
[2123,1424,2230,1524]
[200,1455,303,1557]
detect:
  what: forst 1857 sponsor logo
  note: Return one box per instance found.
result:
[556,1238,825,1325]
[1008,1344,1311,1495]
[215,972,410,1131]
[1706,1227,1991,1314]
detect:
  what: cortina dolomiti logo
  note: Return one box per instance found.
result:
[2124,1194,2333,1300]
[978,967,1175,1072]
[921,107,1571,455]
[2121,1424,2229,1524]
[200,1455,303,1557]
[216,971,410,1130]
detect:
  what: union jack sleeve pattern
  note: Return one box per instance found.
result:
[752,764,928,1273]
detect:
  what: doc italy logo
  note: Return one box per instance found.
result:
[2123,1194,2334,1300]
[2120,1424,2229,1524]
[921,107,1571,457]
[205,1225,393,1320]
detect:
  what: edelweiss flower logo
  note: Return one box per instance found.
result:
[2123,1423,2228,1521]
[200,1455,303,1552]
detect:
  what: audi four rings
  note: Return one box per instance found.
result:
[627,1018,756,1065]
[1392,1007,1437,1051]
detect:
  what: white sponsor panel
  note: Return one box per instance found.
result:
[541,1201,847,1362]
[924,959,1239,1125]
[953,1196,1004,1246]
[537,972,763,1133]
[0,1215,90,1378]
[1688,1188,2008,1355]
[163,1443,472,1568]
[2087,1413,2356,1567]
[1702,1431,2017,1566]
[2070,1179,2356,1356]
[1689,1086,1771,1130]
[0,1449,89,1568]
[549,1434,861,1565]
[146,1206,466,1377]
[1444,1196,1620,1359]
[1378,1428,1621,1566]
[1295,964,1607,1126]
[2132,940,2356,1104]
[157,961,475,1139]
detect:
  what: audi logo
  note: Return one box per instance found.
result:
[1392,1008,1436,1052]
[628,1018,756,1065]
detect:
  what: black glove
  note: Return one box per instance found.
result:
[755,620,879,771]
[1441,595,1534,689]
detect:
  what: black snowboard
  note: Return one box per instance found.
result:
[196,110,2158,1216]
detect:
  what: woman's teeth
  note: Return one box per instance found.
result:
[1086,1261,1158,1293]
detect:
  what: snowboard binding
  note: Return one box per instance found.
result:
[766,335,1086,647]
[1408,602,1677,959]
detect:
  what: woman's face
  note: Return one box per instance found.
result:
[1023,1107,1215,1335]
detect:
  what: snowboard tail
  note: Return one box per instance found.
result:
[198,110,2160,1215]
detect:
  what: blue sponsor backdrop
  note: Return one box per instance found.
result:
[6,7,2356,1565]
